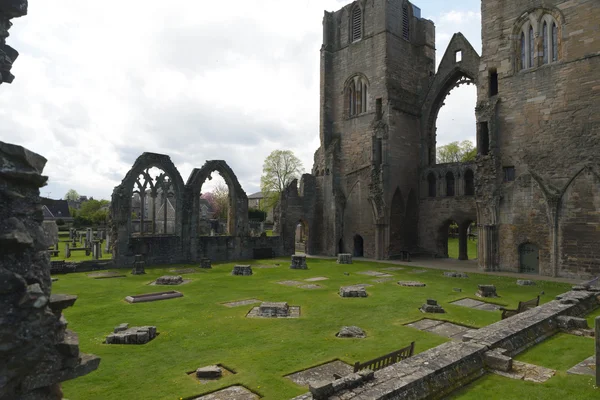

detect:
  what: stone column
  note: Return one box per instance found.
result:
[596,317,600,386]
[478,225,497,271]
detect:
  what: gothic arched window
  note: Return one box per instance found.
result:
[346,75,369,117]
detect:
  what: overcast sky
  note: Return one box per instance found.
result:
[1,0,481,200]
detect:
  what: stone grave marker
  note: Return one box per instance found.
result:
[131,254,146,275]
[290,254,308,269]
[420,299,445,313]
[155,275,184,285]
[337,253,352,264]
[336,326,366,338]
[476,284,498,298]
[339,285,368,297]
[105,325,157,344]
[200,258,212,269]
[232,265,252,276]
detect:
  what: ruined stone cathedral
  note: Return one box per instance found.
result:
[283,0,600,279]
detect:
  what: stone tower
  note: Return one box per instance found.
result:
[476,0,600,278]
[312,0,435,259]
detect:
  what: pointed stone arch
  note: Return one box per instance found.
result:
[421,33,480,166]
[186,160,248,237]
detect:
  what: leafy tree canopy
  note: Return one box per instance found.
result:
[64,189,80,201]
[260,150,304,210]
[437,140,477,164]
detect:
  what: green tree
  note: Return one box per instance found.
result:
[211,182,229,221]
[77,199,110,226]
[260,150,304,209]
[437,140,477,163]
[64,189,80,201]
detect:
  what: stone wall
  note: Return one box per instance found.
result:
[0,141,100,399]
[111,153,286,267]
[476,0,600,277]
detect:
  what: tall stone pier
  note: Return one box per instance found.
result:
[0,142,100,399]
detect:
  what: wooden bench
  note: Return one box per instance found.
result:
[500,295,540,319]
[353,342,415,373]
[48,250,60,257]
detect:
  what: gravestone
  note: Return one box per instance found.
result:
[420,299,446,313]
[339,285,367,297]
[155,275,183,285]
[258,302,290,317]
[200,258,212,269]
[69,227,75,240]
[444,271,469,278]
[86,228,92,244]
[131,254,146,275]
[232,265,252,276]
[105,326,157,344]
[196,365,222,379]
[337,253,352,264]
[290,254,308,269]
[476,284,498,298]
[65,243,71,258]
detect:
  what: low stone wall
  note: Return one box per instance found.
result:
[292,341,488,400]
[196,235,284,262]
[290,288,600,399]
[462,289,599,356]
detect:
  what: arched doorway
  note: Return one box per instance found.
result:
[295,220,308,254]
[519,243,539,274]
[353,235,364,257]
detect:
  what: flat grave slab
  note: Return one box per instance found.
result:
[191,385,259,400]
[286,360,353,386]
[567,355,595,376]
[169,268,198,274]
[357,270,392,277]
[372,277,394,283]
[305,277,328,282]
[491,360,555,383]
[187,364,236,384]
[246,305,300,318]
[221,299,261,308]
[149,276,191,286]
[381,267,404,271]
[339,285,368,297]
[299,284,322,290]
[398,281,426,287]
[277,280,303,286]
[87,271,126,279]
[125,291,183,303]
[405,318,476,341]
[451,298,501,311]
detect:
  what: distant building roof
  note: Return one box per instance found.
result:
[40,198,71,219]
[248,191,264,199]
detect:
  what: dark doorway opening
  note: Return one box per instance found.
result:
[353,235,364,257]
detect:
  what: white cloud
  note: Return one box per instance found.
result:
[2,0,479,200]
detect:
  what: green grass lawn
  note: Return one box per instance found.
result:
[448,237,478,260]
[57,258,587,399]
[50,238,97,262]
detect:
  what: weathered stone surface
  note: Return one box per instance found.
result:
[0,140,99,399]
[195,365,222,379]
[339,285,367,297]
[286,360,354,387]
[232,265,252,276]
[199,258,211,269]
[308,381,334,400]
[556,316,589,330]
[476,284,498,298]
[290,254,308,269]
[444,271,469,278]
[221,298,261,308]
[105,326,157,345]
[517,280,536,286]
[397,281,426,287]
[336,326,366,338]
[246,305,300,319]
[567,355,596,377]
[258,301,290,317]
[420,299,445,313]
[451,298,500,312]
[114,323,129,333]
[191,385,259,400]
[155,275,184,285]
[484,349,512,372]
[131,254,146,275]
[491,360,555,383]
[337,253,352,264]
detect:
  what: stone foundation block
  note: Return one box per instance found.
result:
[484,350,513,372]
[200,258,212,269]
[337,253,352,264]
[155,275,183,285]
[477,284,498,297]
[557,316,589,330]
[309,380,334,400]
[232,265,253,276]
[196,365,222,379]
[290,255,308,269]
[258,302,290,317]
[339,286,367,297]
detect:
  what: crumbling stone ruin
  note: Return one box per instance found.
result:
[106,324,157,345]
[0,0,26,85]
[0,141,100,399]
[155,275,184,285]
[279,0,600,280]
[110,155,286,267]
